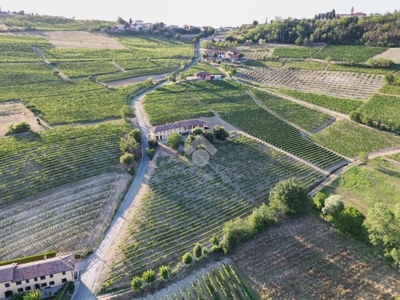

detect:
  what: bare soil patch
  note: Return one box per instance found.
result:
[231,215,400,299]
[0,100,46,136]
[374,48,400,64]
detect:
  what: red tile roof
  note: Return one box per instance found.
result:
[150,119,206,134]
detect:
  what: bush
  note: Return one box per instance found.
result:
[182,252,193,266]
[192,127,203,135]
[120,105,135,120]
[203,129,214,143]
[145,148,155,160]
[210,245,224,254]
[193,243,203,259]
[248,203,277,233]
[130,128,142,143]
[5,122,31,135]
[120,153,134,166]
[167,132,183,149]
[128,167,135,175]
[210,235,219,246]
[142,269,156,285]
[221,217,252,253]
[131,276,143,291]
[214,126,229,140]
[148,138,158,149]
[335,207,368,242]
[158,265,171,281]
[312,192,328,210]
[322,195,344,217]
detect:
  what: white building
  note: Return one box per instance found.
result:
[149,119,206,140]
[0,254,75,299]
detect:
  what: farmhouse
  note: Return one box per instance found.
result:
[0,254,76,299]
[337,7,367,18]
[201,49,240,62]
[149,119,206,140]
[194,71,225,81]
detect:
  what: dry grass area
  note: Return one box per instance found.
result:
[373,48,400,64]
[231,215,400,299]
[0,101,45,135]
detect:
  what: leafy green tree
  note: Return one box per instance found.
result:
[322,195,344,217]
[120,153,134,166]
[210,234,219,246]
[120,105,135,120]
[192,127,203,135]
[145,147,155,160]
[148,138,159,149]
[193,243,203,259]
[130,128,142,143]
[384,74,396,85]
[336,207,368,241]
[167,133,183,149]
[214,126,229,140]
[203,129,214,143]
[178,72,186,81]
[167,72,176,82]
[248,203,277,233]
[158,265,171,281]
[23,290,41,300]
[119,135,139,153]
[142,269,156,288]
[253,20,259,26]
[182,252,193,266]
[131,276,143,291]
[364,203,400,266]
[312,191,328,210]
[269,178,309,215]
[5,121,31,135]
[144,77,155,88]
[221,217,251,253]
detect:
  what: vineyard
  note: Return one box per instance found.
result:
[285,60,327,70]
[185,80,343,169]
[243,59,282,68]
[327,63,394,75]
[39,47,134,62]
[102,135,323,290]
[310,120,400,157]
[0,123,130,205]
[276,88,364,114]
[232,215,400,299]
[0,63,59,86]
[272,46,320,58]
[56,61,120,78]
[183,64,222,76]
[238,67,384,99]
[250,88,332,132]
[313,45,387,62]
[0,172,131,260]
[0,34,51,62]
[145,263,257,300]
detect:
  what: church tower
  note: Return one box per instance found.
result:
[351,7,354,15]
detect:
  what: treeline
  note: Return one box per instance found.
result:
[229,10,400,46]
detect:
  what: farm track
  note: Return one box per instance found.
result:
[31,45,70,81]
[110,60,125,72]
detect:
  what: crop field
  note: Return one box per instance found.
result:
[0,172,131,260]
[112,59,157,70]
[272,46,320,58]
[0,63,59,86]
[313,45,387,62]
[310,120,400,157]
[186,80,343,169]
[277,89,364,114]
[145,263,257,300]
[115,36,194,59]
[238,67,384,99]
[285,60,327,70]
[327,63,394,75]
[0,34,51,62]
[389,153,400,162]
[250,88,332,132]
[143,83,213,125]
[55,61,120,77]
[102,135,323,290]
[39,47,134,62]
[243,59,283,68]
[183,63,221,76]
[0,123,130,205]
[357,94,400,129]
[232,215,400,299]
[97,65,177,83]
[380,84,400,95]
[325,158,400,213]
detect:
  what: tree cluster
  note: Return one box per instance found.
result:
[5,121,31,135]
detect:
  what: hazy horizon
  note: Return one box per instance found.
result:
[1,0,398,28]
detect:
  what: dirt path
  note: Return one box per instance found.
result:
[32,46,70,81]
[368,147,400,159]
[110,61,125,72]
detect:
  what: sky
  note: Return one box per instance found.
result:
[1,0,398,28]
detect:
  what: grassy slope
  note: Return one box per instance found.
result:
[357,94,400,128]
[313,45,387,62]
[273,46,320,58]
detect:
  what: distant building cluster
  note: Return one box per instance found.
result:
[337,7,367,18]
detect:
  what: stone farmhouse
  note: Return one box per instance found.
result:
[0,254,75,299]
[201,49,240,62]
[194,71,225,81]
[149,119,206,140]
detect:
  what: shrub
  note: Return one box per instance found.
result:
[5,122,31,135]
[248,203,277,233]
[336,207,368,242]
[193,243,203,259]
[214,126,229,140]
[210,235,219,246]
[142,269,156,285]
[312,191,328,210]
[322,195,344,217]
[203,129,214,143]
[148,138,158,149]
[221,217,252,253]
[167,132,183,149]
[145,148,155,160]
[120,153,134,166]
[120,105,135,120]
[182,252,193,266]
[130,128,142,143]
[128,167,135,175]
[158,265,171,281]
[192,127,203,135]
[131,276,143,291]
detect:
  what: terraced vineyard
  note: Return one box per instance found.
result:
[310,120,400,157]
[39,47,134,62]
[273,46,320,58]
[0,172,131,260]
[0,63,59,86]
[327,63,394,75]
[0,123,130,204]
[313,45,387,62]
[56,61,120,77]
[102,135,323,290]
[250,88,332,132]
[238,67,384,99]
[186,80,343,169]
[232,215,400,299]
[147,263,256,300]
[277,89,364,114]
[285,60,327,70]
[243,59,282,68]
[0,34,51,62]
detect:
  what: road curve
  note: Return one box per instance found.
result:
[73,43,201,300]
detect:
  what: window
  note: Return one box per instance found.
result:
[26,279,30,283]
[34,277,38,282]
[18,288,23,293]
[5,283,10,288]
[35,284,40,290]
[41,283,47,288]
[62,271,66,275]
[50,274,54,278]
[40,276,46,280]
[62,278,67,283]
[49,281,55,286]
[25,286,31,291]
[16,281,22,285]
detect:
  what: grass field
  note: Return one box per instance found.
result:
[285,60,327,70]
[313,45,387,63]
[0,122,130,205]
[277,88,364,114]
[324,158,400,214]
[232,215,400,298]
[102,135,323,290]
[0,35,51,62]
[56,61,120,77]
[250,88,332,132]
[310,120,400,157]
[273,46,320,58]
[389,153,400,162]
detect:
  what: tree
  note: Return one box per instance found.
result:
[364,203,400,266]
[120,105,135,120]
[322,195,344,217]
[129,18,133,25]
[248,203,277,233]
[312,191,328,210]
[130,128,142,143]
[144,77,154,88]
[253,20,259,26]
[210,234,219,246]
[5,122,31,135]
[164,32,171,38]
[131,276,143,291]
[145,147,155,160]
[269,178,309,215]
[214,126,229,140]
[358,152,369,164]
[117,16,126,25]
[178,72,186,81]
[193,243,203,259]
[295,36,303,45]
[182,252,193,266]
[203,129,214,143]
[192,127,203,135]
[120,135,139,153]
[120,153,134,166]
[336,207,368,241]
[158,265,171,281]
[385,74,395,85]
[142,269,156,286]
[167,133,183,149]
[148,138,159,149]
[23,290,41,300]
[167,72,176,82]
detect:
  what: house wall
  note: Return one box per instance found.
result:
[151,125,204,140]
[0,270,74,300]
